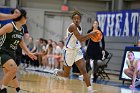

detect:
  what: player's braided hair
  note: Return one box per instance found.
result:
[71,10,81,19]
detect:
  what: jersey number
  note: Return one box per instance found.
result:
[13,40,20,45]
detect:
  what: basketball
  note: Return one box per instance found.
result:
[90,30,103,42]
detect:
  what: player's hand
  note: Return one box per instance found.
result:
[12,9,21,19]
[90,31,98,37]
[27,52,37,60]
[129,85,135,89]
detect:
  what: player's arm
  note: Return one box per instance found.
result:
[0,23,13,36]
[0,9,20,20]
[130,60,140,89]
[131,66,137,88]
[69,24,96,42]
[19,40,37,60]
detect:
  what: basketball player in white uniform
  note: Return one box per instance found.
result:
[55,11,97,93]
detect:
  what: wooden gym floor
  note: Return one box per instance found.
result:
[0,67,140,93]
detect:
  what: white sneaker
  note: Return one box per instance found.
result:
[53,69,67,80]
[79,75,83,81]
[88,90,93,93]
[53,69,60,76]
[43,68,48,72]
[17,90,22,93]
[87,86,96,93]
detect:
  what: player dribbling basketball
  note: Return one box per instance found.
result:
[54,10,96,93]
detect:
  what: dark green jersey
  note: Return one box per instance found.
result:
[0,22,24,53]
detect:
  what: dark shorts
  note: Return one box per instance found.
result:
[0,50,16,66]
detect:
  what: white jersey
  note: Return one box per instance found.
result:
[65,23,82,49]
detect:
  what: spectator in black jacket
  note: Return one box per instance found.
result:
[0,9,20,20]
[85,20,105,82]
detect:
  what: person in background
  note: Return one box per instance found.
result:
[46,44,54,71]
[23,36,36,68]
[55,40,64,70]
[41,39,48,69]
[85,20,105,82]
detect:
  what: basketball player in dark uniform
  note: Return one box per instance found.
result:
[0,9,37,93]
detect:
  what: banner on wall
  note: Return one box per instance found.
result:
[96,10,140,36]
[0,8,12,27]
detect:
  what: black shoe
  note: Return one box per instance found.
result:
[93,78,97,83]
[93,74,98,82]
[0,88,7,93]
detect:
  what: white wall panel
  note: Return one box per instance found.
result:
[25,8,45,40]
[44,12,72,42]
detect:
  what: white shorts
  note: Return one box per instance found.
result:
[48,57,54,65]
[63,48,83,66]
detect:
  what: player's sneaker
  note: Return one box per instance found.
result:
[53,69,63,76]
[0,88,7,93]
[53,69,59,76]
[53,69,67,80]
[17,90,22,93]
[88,90,93,93]
[87,86,96,93]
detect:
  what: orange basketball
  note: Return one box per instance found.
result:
[90,30,103,42]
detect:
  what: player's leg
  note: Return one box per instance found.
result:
[75,58,91,86]
[124,68,133,78]
[75,49,94,92]
[1,59,18,92]
[3,66,21,93]
[1,67,8,93]
[75,58,94,92]
[54,49,73,77]
[11,78,22,93]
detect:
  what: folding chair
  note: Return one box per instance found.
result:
[97,52,113,80]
